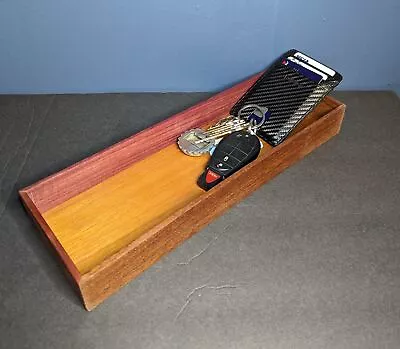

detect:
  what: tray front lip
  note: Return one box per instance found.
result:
[81,99,345,279]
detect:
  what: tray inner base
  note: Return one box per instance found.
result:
[43,143,215,274]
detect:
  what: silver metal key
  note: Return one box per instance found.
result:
[177,116,246,156]
[195,116,249,144]
[177,105,268,156]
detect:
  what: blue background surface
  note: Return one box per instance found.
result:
[0,0,399,94]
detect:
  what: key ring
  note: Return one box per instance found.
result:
[237,104,268,134]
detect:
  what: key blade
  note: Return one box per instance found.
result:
[194,125,249,144]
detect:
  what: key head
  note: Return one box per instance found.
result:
[177,128,216,156]
[198,131,261,190]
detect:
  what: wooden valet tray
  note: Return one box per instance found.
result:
[19,74,346,310]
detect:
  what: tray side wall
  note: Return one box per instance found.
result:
[79,103,345,310]
[21,74,263,213]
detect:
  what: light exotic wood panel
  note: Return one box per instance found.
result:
[43,144,211,274]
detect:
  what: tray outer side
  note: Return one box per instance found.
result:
[79,102,345,310]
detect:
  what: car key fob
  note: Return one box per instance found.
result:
[198,130,261,191]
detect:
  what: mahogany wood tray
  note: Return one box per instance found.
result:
[20,74,345,310]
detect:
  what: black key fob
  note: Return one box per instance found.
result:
[198,131,261,191]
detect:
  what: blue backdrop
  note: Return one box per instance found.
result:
[0,0,399,94]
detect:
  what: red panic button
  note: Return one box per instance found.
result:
[205,169,221,184]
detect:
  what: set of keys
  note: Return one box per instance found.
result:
[177,105,268,157]
[177,105,269,190]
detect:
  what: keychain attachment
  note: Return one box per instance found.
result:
[237,104,268,135]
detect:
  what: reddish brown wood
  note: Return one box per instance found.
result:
[23,74,263,213]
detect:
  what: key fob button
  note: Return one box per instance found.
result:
[213,154,238,169]
[213,162,232,171]
[205,169,221,184]
[223,144,235,154]
[224,155,240,167]
[239,142,254,154]
[231,148,247,161]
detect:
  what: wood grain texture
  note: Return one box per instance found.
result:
[19,72,345,310]
[22,74,263,214]
[43,144,210,274]
[79,101,345,310]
